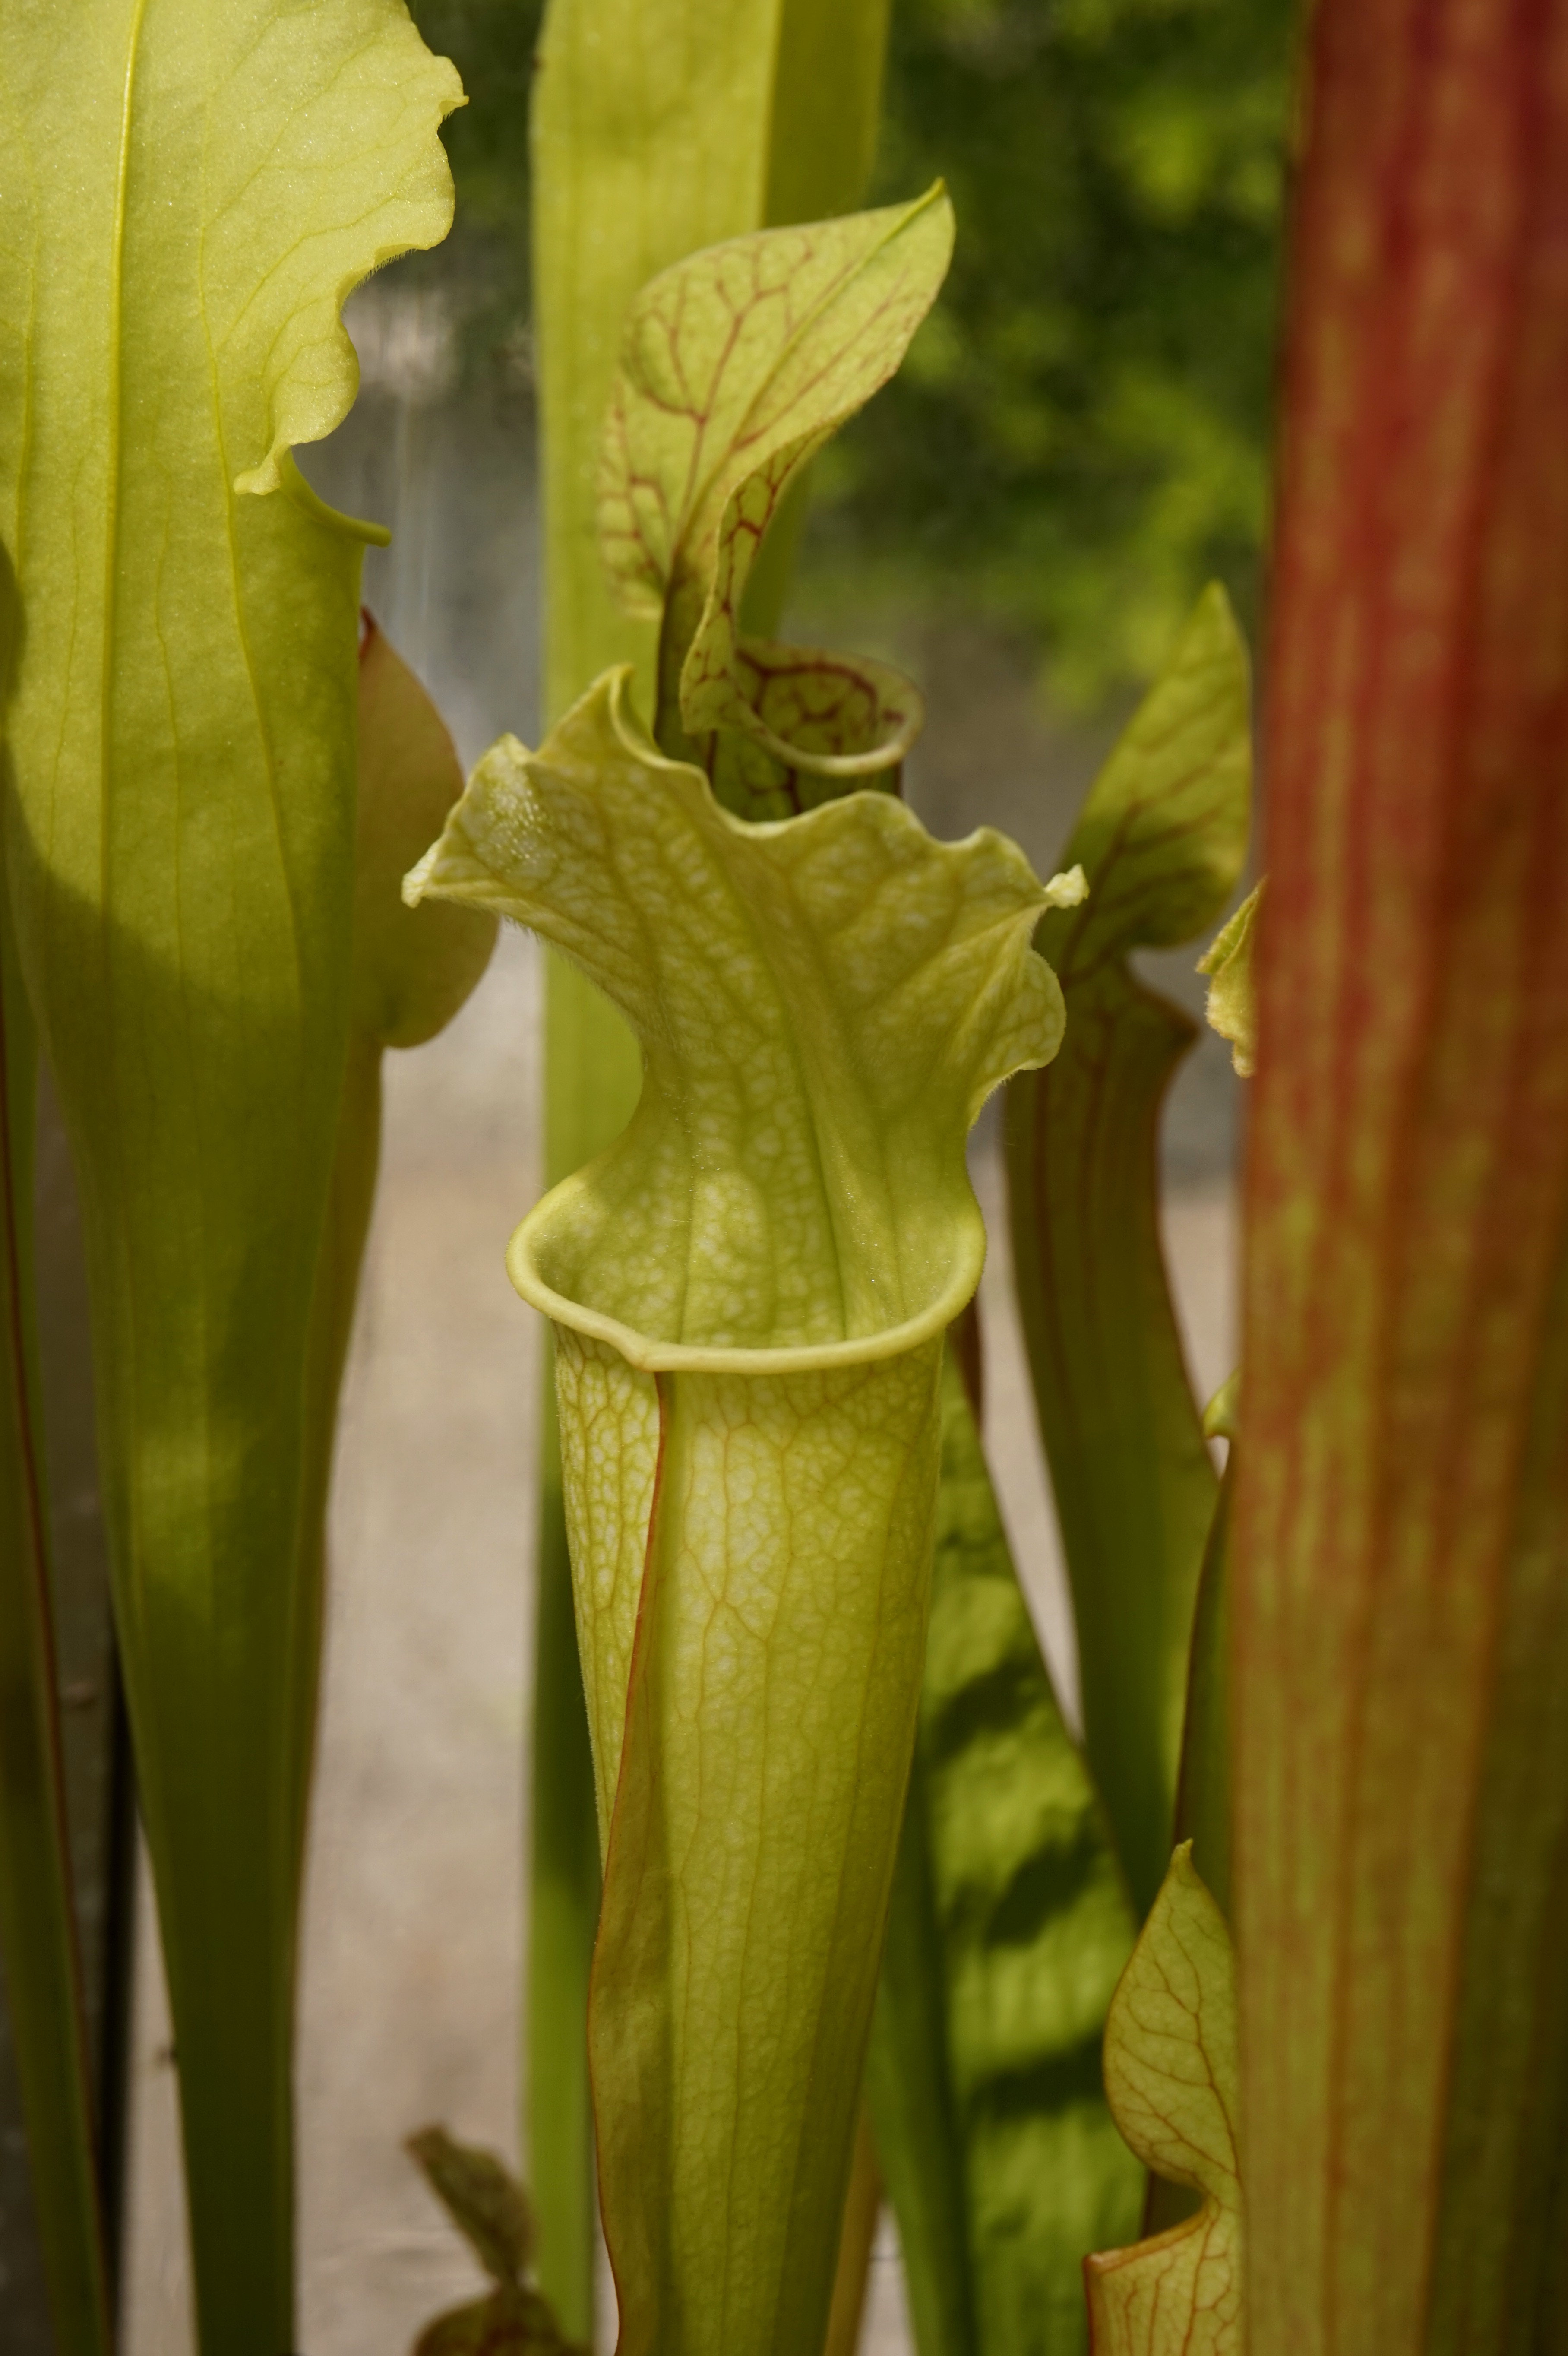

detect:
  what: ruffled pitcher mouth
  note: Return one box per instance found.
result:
[505,1191,989,1376]
[407,665,1087,1378]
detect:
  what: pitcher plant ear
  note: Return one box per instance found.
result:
[410,665,1075,2356]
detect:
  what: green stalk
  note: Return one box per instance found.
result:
[1005,589,1249,1919]
[0,883,111,2356]
[526,3,891,2325]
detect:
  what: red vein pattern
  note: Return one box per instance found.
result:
[1234,3,1568,2349]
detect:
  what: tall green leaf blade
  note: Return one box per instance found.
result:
[764,0,891,230]
[1234,2,1568,2348]
[869,1352,1142,2356]
[0,895,111,2356]
[528,3,894,2322]
[0,11,459,2347]
[1005,586,1249,1918]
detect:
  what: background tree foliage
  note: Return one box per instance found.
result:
[411,0,1296,705]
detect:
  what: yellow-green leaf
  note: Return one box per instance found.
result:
[408,668,1074,2356]
[1084,1845,1242,2356]
[0,10,460,2347]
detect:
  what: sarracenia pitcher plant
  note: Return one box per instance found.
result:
[403,185,1114,2353]
[408,658,1087,2356]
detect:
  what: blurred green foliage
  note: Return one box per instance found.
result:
[412,0,1296,708]
[839,0,1297,704]
[406,0,543,335]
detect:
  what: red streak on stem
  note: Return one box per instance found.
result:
[1236,1,1568,2350]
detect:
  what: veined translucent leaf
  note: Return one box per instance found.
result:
[1084,1846,1241,2356]
[869,1350,1143,2356]
[529,4,896,2319]
[409,668,1075,2356]
[1006,586,1250,1918]
[597,191,954,783]
[1197,884,1261,1079]
[598,187,951,631]
[0,10,460,2347]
